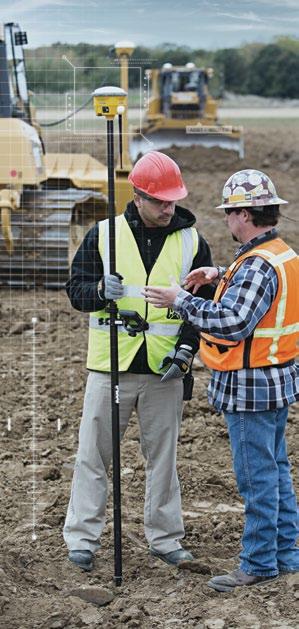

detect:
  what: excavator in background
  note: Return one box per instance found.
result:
[130,63,244,160]
[0,23,132,288]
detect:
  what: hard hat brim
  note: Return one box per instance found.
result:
[148,184,188,202]
[216,197,288,209]
[129,178,188,202]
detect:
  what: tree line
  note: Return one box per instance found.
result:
[25,37,299,99]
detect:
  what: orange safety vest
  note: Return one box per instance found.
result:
[200,237,299,371]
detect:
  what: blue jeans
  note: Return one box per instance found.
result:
[224,407,299,576]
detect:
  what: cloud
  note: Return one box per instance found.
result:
[213,20,296,34]
[256,0,299,7]
[211,22,279,33]
[270,15,299,23]
[217,11,264,23]
[2,0,298,49]
[7,0,89,12]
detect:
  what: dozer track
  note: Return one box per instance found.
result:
[0,187,107,289]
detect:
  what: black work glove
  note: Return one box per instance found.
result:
[159,345,193,382]
[98,273,124,301]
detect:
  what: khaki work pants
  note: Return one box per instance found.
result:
[63,371,185,553]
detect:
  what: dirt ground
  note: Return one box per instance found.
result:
[0,123,298,628]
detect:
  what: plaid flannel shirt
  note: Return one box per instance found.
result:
[174,230,299,411]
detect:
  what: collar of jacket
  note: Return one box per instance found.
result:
[235,228,278,260]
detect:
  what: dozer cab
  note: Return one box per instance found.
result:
[130,63,244,160]
[0,23,133,288]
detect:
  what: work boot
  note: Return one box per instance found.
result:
[208,568,278,593]
[68,550,94,572]
[150,547,194,566]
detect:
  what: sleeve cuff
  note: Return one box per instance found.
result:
[173,288,192,309]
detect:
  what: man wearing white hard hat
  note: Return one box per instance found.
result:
[144,169,299,591]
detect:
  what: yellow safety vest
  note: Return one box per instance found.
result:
[87,214,198,373]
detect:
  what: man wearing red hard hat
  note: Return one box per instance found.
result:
[63,151,214,571]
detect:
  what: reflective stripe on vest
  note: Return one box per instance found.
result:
[87,214,198,373]
[89,317,181,336]
[251,247,298,364]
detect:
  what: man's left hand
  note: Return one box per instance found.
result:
[159,346,193,382]
[143,284,182,308]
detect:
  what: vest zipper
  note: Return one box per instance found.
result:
[147,238,152,269]
[243,333,253,368]
[143,235,165,371]
[140,269,151,373]
[144,239,152,322]
[144,272,150,320]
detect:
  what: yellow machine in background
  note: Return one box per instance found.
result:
[130,63,244,160]
[0,23,133,287]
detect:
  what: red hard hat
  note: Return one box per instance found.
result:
[128,151,188,201]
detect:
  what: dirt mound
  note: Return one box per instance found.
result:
[0,123,298,628]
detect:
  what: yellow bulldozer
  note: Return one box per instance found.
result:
[0,23,132,288]
[130,62,244,160]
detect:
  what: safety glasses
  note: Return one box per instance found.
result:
[137,190,175,207]
[224,208,243,215]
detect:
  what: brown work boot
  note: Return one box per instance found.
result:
[207,568,278,593]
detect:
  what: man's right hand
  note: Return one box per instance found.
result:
[184,267,219,294]
[98,273,124,301]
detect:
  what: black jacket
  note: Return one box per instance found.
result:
[66,201,214,373]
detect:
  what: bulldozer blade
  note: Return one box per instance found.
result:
[130,129,244,161]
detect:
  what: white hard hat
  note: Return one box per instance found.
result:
[217,169,288,209]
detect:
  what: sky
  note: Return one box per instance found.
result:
[1,0,299,49]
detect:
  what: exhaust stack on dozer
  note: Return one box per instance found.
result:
[130,64,244,160]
